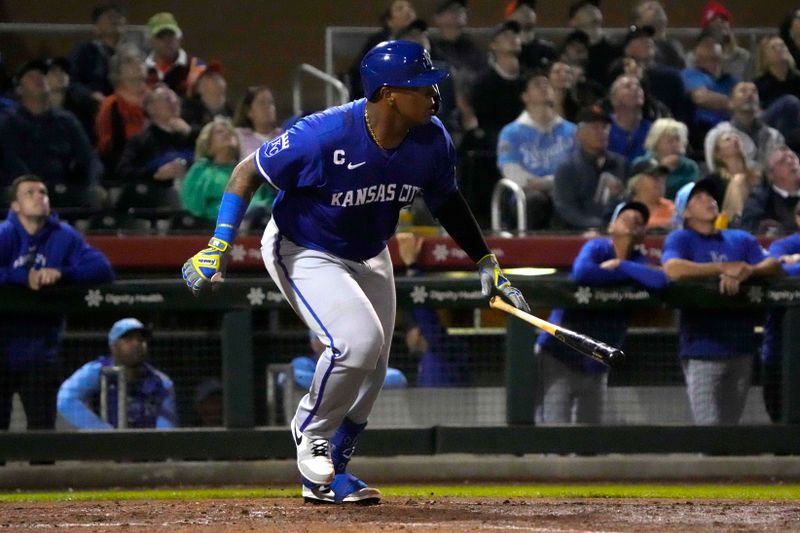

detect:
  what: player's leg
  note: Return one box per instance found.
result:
[537,350,573,424]
[0,367,14,430]
[18,360,59,430]
[327,247,394,504]
[682,358,724,425]
[262,221,386,489]
[718,355,754,424]
[573,371,608,424]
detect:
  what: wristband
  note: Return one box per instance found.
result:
[213,192,247,244]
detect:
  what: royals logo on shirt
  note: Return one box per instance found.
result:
[264,132,290,158]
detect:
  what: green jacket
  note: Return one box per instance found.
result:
[632,151,700,201]
[180,159,274,221]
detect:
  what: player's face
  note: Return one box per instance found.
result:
[12,180,50,219]
[610,209,646,237]
[112,330,148,368]
[685,191,719,223]
[390,85,439,126]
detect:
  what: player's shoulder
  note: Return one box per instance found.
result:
[293,99,362,143]
[146,364,174,389]
[411,115,455,149]
[722,228,758,243]
[663,228,692,246]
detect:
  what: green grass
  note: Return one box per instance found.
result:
[2,484,800,503]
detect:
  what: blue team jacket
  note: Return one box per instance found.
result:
[0,211,114,369]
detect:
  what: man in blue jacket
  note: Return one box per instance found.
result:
[536,201,668,423]
[0,174,114,430]
[57,318,177,429]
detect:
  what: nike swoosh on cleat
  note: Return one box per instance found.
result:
[347,161,366,170]
[292,424,302,446]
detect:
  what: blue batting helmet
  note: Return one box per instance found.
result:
[360,40,449,100]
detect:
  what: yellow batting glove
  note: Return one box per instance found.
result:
[477,253,530,312]
[181,238,229,297]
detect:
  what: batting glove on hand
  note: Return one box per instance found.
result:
[182,237,230,297]
[478,253,530,312]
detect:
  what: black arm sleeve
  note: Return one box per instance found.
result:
[431,191,491,263]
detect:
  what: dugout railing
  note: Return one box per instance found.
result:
[0,275,799,462]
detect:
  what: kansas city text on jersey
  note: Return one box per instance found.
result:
[330,184,421,207]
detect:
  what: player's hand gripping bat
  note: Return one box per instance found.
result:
[489,296,624,366]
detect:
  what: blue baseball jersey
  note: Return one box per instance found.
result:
[761,233,800,364]
[662,228,767,359]
[496,113,576,177]
[254,98,458,261]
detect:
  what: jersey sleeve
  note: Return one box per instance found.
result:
[422,125,459,213]
[253,124,323,191]
[496,124,520,168]
[661,230,690,263]
[56,361,112,430]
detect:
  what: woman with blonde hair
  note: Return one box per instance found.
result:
[181,117,274,221]
[754,35,800,108]
[707,131,763,225]
[631,118,699,200]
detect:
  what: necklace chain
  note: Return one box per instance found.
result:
[364,108,386,150]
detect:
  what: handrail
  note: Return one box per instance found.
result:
[292,63,349,118]
[491,178,527,234]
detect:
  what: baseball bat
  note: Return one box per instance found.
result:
[489,296,624,366]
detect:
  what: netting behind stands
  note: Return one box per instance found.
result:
[1,304,776,431]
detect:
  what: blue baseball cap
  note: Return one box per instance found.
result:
[108,318,148,346]
[673,178,720,226]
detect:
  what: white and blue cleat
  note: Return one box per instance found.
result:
[302,473,381,505]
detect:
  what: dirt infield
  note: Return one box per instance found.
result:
[2,497,799,532]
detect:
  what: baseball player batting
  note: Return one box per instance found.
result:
[181,40,529,504]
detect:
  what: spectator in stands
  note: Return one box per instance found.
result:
[70,3,128,100]
[468,21,524,149]
[395,232,472,386]
[548,61,580,123]
[46,57,99,144]
[632,118,699,200]
[116,84,196,211]
[553,105,627,230]
[779,9,800,68]
[0,175,114,430]
[742,145,800,234]
[181,117,274,222]
[662,178,782,425]
[348,0,417,99]
[536,201,667,424]
[568,0,620,86]
[682,30,738,149]
[761,204,800,422]
[429,0,485,87]
[754,35,800,108]
[607,74,653,162]
[617,24,688,123]
[233,85,283,160]
[706,130,764,225]
[632,0,685,69]
[95,49,148,177]
[693,1,751,81]
[144,12,204,98]
[555,33,606,118]
[0,60,103,203]
[505,0,556,72]
[181,64,233,130]
[193,377,222,427]
[626,159,674,230]
[497,73,576,229]
[704,81,784,173]
[57,318,177,429]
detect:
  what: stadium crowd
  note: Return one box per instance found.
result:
[2,0,800,429]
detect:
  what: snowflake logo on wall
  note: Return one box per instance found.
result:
[85,289,103,308]
[247,287,266,306]
[432,244,449,262]
[574,286,592,304]
[747,286,764,304]
[230,244,247,262]
[410,285,428,304]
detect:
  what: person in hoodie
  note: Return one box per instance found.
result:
[0,174,114,430]
[535,201,668,424]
